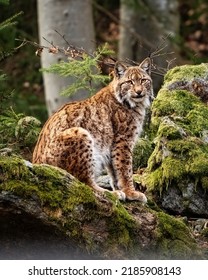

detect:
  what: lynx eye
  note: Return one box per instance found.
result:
[124,80,134,85]
[141,78,150,84]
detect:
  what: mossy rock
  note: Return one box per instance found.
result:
[133,138,154,170]
[0,154,202,259]
[140,63,208,217]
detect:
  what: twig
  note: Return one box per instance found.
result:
[149,33,173,58]
[15,30,173,77]
[15,38,48,50]
[15,37,116,69]
[54,30,71,47]
[166,57,177,70]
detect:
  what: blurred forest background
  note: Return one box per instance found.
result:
[1,0,208,156]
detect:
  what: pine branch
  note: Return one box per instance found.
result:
[15,36,116,95]
[0,11,23,32]
[16,29,174,84]
[0,11,23,62]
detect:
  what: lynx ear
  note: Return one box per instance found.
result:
[114,62,127,78]
[139,57,151,75]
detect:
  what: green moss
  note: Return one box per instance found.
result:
[187,155,208,177]
[157,117,185,140]
[144,167,164,192]
[143,63,208,195]
[0,155,31,181]
[109,206,135,246]
[166,138,200,156]
[33,164,65,182]
[155,212,198,259]
[152,63,208,138]
[99,191,138,252]
[0,180,40,198]
[145,134,208,193]
[164,63,208,85]
[162,158,184,184]
[0,155,140,257]
[201,177,208,190]
[133,138,154,170]
[151,89,199,128]
[63,180,96,212]
[0,155,201,259]
[185,106,208,136]
[145,157,184,193]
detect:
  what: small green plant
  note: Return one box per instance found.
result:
[0,1,41,156]
[0,107,41,151]
[42,43,114,97]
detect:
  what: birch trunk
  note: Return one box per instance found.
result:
[37,0,95,116]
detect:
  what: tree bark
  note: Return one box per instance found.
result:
[37,0,95,116]
[118,0,180,91]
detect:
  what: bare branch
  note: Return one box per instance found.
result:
[166,57,177,70]
[54,29,71,47]
[15,36,117,72]
[15,30,174,77]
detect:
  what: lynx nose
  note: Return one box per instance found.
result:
[136,90,143,97]
[135,86,142,96]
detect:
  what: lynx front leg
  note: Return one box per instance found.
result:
[111,142,147,203]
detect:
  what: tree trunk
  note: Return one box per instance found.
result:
[118,0,180,91]
[37,0,95,116]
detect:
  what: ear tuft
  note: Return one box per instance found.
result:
[114,62,127,78]
[139,57,151,75]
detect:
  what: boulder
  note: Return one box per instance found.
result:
[138,63,208,217]
[0,154,202,259]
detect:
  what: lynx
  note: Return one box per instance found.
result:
[33,58,153,202]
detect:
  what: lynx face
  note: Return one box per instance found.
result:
[113,58,153,108]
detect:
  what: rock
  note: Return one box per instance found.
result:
[139,63,208,217]
[0,154,202,259]
[133,138,154,171]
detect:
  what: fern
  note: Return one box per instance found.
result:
[0,0,39,155]
[0,108,24,146]
[0,108,41,149]
[42,43,114,97]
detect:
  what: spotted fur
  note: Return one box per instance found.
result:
[33,58,153,202]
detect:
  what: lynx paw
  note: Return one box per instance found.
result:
[124,190,147,204]
[113,190,126,201]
